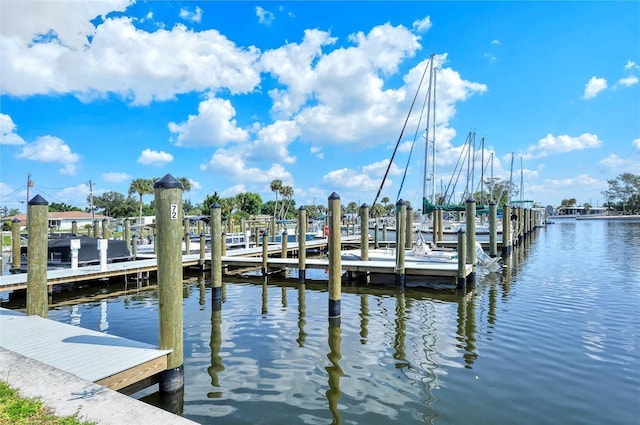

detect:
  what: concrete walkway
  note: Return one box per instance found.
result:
[0,348,198,425]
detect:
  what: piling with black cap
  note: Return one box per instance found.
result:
[26,195,48,317]
[199,233,206,268]
[154,174,184,394]
[102,218,110,239]
[502,204,511,256]
[71,220,78,236]
[432,209,438,245]
[11,218,21,271]
[93,220,100,238]
[395,199,406,287]
[183,217,190,254]
[281,229,288,259]
[262,230,269,275]
[374,222,379,249]
[437,208,444,244]
[297,206,307,281]
[328,192,342,319]
[210,202,222,302]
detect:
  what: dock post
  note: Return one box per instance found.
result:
[154,174,184,394]
[437,208,444,245]
[374,222,379,249]
[328,192,342,319]
[298,206,307,281]
[132,235,138,259]
[26,195,48,317]
[360,204,369,261]
[71,220,77,236]
[382,223,387,245]
[210,203,222,302]
[124,219,131,254]
[102,219,110,240]
[281,229,288,258]
[405,205,413,249]
[489,201,497,257]
[93,220,100,238]
[457,229,467,289]
[221,231,227,257]
[465,198,477,283]
[432,208,438,245]
[199,234,206,268]
[262,230,269,276]
[502,205,511,256]
[183,217,190,254]
[11,218,21,271]
[395,199,406,287]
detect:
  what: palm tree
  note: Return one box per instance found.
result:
[270,179,283,219]
[128,178,153,224]
[279,185,294,219]
[381,196,390,208]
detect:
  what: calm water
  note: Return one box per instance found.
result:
[6,220,640,424]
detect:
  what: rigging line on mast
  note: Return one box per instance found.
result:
[396,71,432,203]
[442,131,471,204]
[372,56,432,209]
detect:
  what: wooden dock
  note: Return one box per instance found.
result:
[0,307,171,391]
[0,234,473,291]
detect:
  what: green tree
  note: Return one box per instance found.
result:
[346,201,358,214]
[235,192,262,215]
[128,178,153,223]
[49,202,82,212]
[270,179,283,219]
[560,198,577,207]
[602,173,640,212]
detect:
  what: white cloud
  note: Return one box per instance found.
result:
[633,138,640,151]
[16,135,80,175]
[0,114,25,145]
[323,168,384,192]
[412,16,432,33]
[522,133,602,160]
[200,148,293,187]
[56,183,91,208]
[137,148,173,166]
[362,159,402,177]
[255,7,275,25]
[245,120,299,164]
[1,8,261,104]
[188,179,202,191]
[582,76,607,99]
[624,59,639,70]
[179,6,203,23]
[102,172,131,183]
[618,76,638,87]
[599,154,640,173]
[490,39,501,46]
[310,146,324,159]
[221,184,246,197]
[169,97,249,147]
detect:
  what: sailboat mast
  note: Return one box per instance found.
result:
[422,54,435,208]
[431,65,437,205]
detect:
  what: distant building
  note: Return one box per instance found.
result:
[1,212,109,231]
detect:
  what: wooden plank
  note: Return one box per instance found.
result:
[96,354,167,391]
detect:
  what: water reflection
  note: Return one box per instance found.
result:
[326,322,343,425]
[394,290,408,369]
[297,284,307,347]
[207,300,224,399]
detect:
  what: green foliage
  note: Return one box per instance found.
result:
[560,198,577,207]
[90,191,138,218]
[235,192,262,215]
[49,202,83,212]
[0,380,95,424]
[602,173,640,212]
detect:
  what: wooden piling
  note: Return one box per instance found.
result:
[93,220,100,238]
[489,201,497,257]
[382,223,387,244]
[199,234,206,267]
[374,222,379,249]
[262,230,269,275]
[183,217,190,254]
[360,204,369,261]
[26,195,49,318]
[124,219,131,255]
[395,199,406,287]
[281,229,288,258]
[405,205,413,249]
[457,229,466,289]
[153,174,184,394]
[432,208,438,245]
[102,219,110,240]
[221,232,226,257]
[298,206,307,281]
[502,205,511,256]
[328,192,342,319]
[210,203,222,301]
[71,220,78,236]
[437,208,444,245]
[11,218,20,271]
[465,198,477,282]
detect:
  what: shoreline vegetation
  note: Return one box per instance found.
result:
[0,380,94,425]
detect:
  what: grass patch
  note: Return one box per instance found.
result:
[0,381,95,425]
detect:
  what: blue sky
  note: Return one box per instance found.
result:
[1,1,639,214]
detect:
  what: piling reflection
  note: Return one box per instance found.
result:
[198,273,206,307]
[297,284,307,347]
[394,290,408,368]
[207,300,224,399]
[359,294,369,344]
[456,290,478,368]
[261,279,268,315]
[326,322,343,425]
